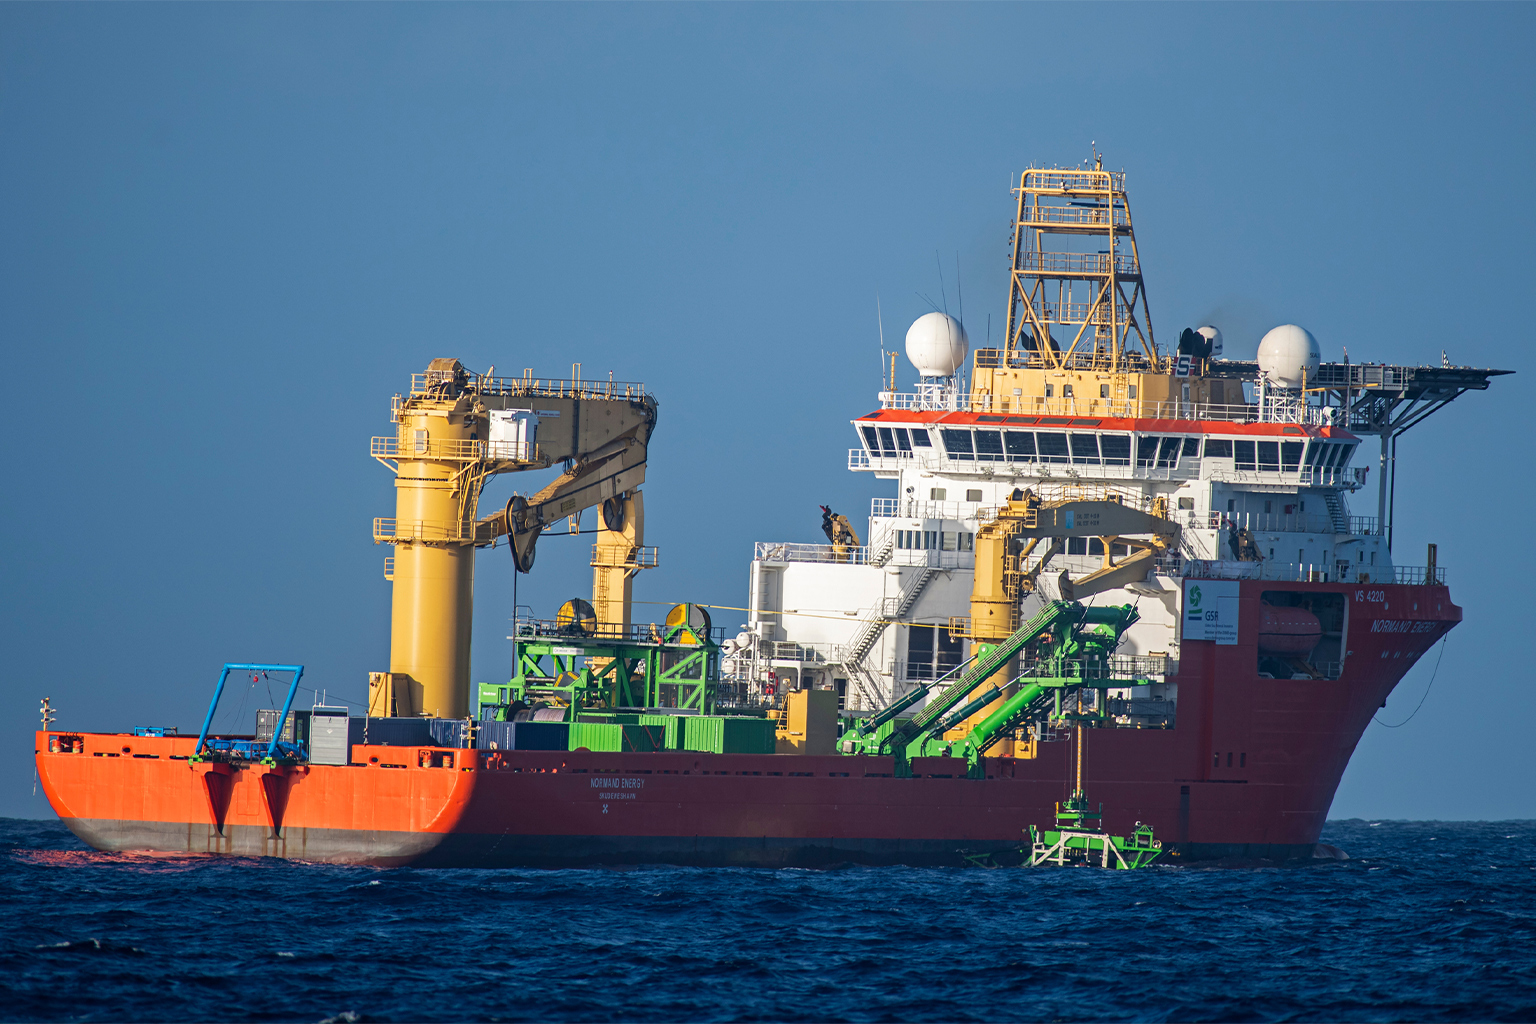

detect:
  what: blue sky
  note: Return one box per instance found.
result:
[2,3,1532,820]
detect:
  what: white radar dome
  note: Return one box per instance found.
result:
[1196,325,1223,358]
[1257,324,1320,388]
[905,312,969,378]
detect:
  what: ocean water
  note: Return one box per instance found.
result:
[2,819,1533,1023]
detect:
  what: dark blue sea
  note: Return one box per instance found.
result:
[2,819,1533,1023]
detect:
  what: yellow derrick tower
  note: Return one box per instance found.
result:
[971,156,1242,416]
[369,359,658,719]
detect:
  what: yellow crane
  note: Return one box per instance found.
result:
[368,359,658,719]
[819,505,862,562]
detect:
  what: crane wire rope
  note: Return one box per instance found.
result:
[1372,635,1448,729]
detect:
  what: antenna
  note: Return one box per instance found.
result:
[876,293,887,387]
[955,251,963,326]
[935,251,949,316]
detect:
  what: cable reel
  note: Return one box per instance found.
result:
[664,603,711,644]
[556,598,598,637]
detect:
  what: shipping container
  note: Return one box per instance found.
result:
[346,717,433,747]
[638,714,680,750]
[682,716,777,754]
[308,707,351,766]
[256,709,310,749]
[475,721,569,751]
[427,719,471,748]
[568,722,661,753]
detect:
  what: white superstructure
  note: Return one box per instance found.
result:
[726,161,1495,715]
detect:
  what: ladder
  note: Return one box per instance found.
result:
[1324,491,1349,534]
[843,567,937,668]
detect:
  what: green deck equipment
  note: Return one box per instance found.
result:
[478,615,721,722]
[838,600,1159,778]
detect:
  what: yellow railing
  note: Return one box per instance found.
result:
[371,436,541,463]
[409,374,649,401]
[1027,301,1134,326]
[373,518,478,544]
[1020,168,1126,193]
[590,545,661,569]
[1018,250,1140,276]
[1019,204,1130,228]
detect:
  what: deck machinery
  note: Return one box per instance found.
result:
[368,360,659,720]
[478,602,724,722]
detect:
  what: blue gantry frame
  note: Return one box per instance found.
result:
[194,663,306,761]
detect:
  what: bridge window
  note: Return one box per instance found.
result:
[910,429,933,448]
[1067,537,1089,555]
[878,427,897,456]
[1204,438,1233,459]
[1257,441,1281,472]
[1234,439,1257,470]
[860,425,879,452]
[1304,441,1323,466]
[1069,433,1101,465]
[1182,437,1202,458]
[897,530,941,550]
[1281,441,1304,470]
[941,531,974,552]
[1004,430,1035,459]
[974,429,1005,462]
[940,429,974,460]
[1157,436,1181,469]
[1136,436,1159,468]
[1035,432,1070,464]
[1100,434,1131,466]
[895,429,913,453]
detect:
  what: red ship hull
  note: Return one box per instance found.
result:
[36,582,1458,866]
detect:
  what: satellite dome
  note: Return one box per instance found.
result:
[1196,325,1223,359]
[905,312,969,378]
[1257,324,1320,388]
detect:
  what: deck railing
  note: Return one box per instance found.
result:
[1181,560,1446,586]
[1182,511,1382,536]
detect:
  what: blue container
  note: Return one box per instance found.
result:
[428,719,470,748]
[476,721,516,750]
[473,721,571,752]
[347,717,433,747]
[475,721,569,751]
[512,722,569,750]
